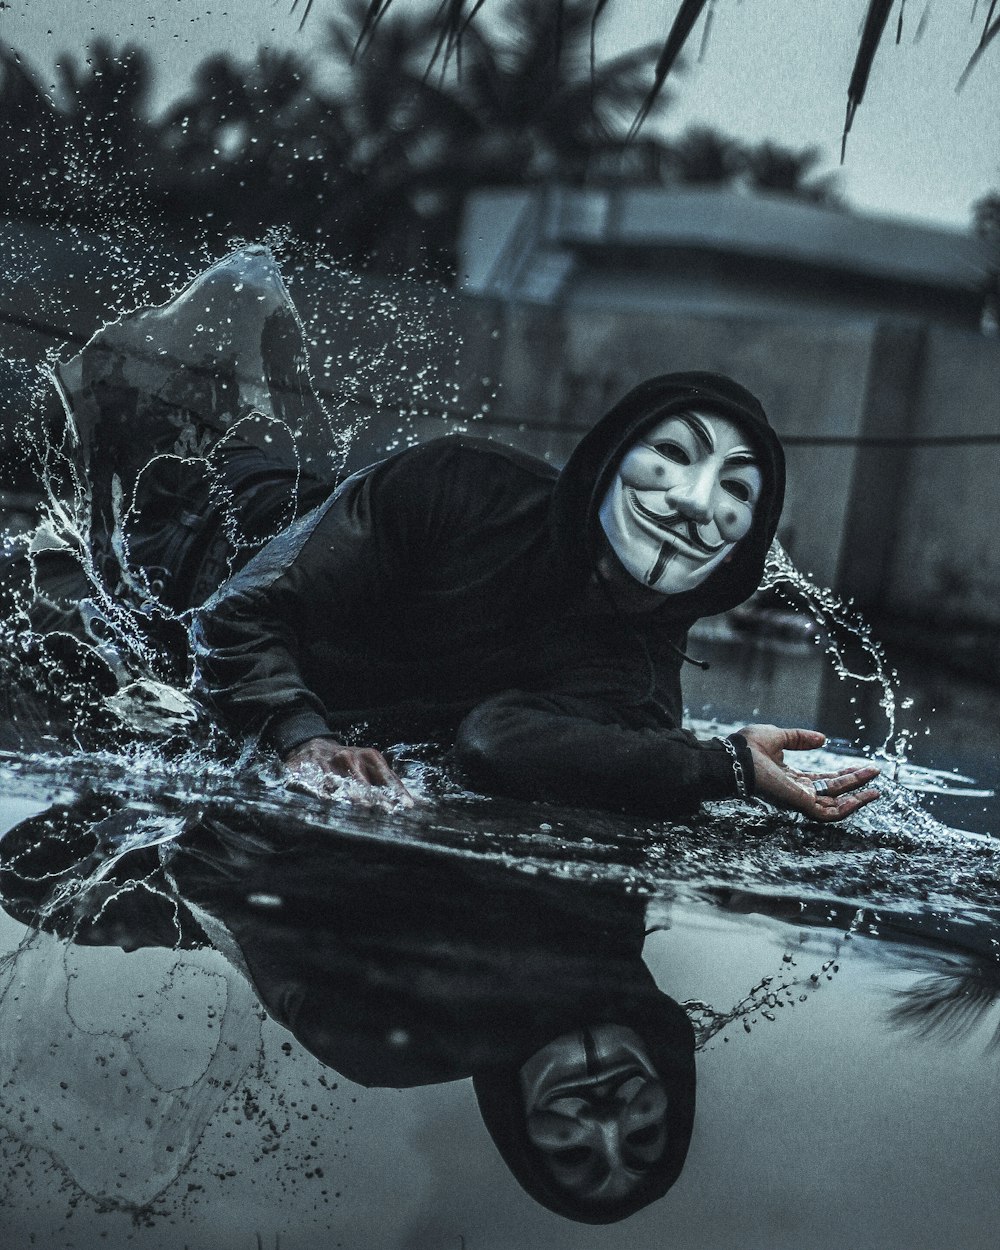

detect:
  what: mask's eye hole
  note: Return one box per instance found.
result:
[625,1124,661,1148]
[648,441,690,466]
[722,479,751,503]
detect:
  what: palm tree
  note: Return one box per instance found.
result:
[318,0,668,274]
[740,141,841,206]
[666,125,740,186]
[404,0,667,185]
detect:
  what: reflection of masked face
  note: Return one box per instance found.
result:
[599,410,762,594]
[520,1024,668,1202]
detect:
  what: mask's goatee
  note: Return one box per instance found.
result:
[646,542,673,587]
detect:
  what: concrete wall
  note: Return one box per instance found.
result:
[885,326,1000,629]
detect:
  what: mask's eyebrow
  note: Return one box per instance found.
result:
[676,412,714,453]
[723,448,758,468]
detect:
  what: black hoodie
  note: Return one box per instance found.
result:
[192,372,785,817]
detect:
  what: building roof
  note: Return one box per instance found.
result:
[460,188,992,320]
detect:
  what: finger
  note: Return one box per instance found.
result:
[780,728,826,751]
[362,752,416,807]
[365,755,415,805]
[811,767,881,799]
[789,763,881,781]
[788,769,839,780]
[347,757,373,787]
[809,787,881,822]
[361,750,398,786]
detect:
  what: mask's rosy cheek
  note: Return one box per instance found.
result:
[718,501,754,543]
[617,447,672,490]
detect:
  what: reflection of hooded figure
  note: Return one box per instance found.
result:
[0,799,695,1224]
[191,370,785,815]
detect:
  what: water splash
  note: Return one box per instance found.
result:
[762,538,909,769]
[683,908,860,1050]
[3,241,482,758]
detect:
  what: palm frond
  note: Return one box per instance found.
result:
[983,0,999,41]
[958,7,1000,88]
[629,0,708,139]
[889,965,1000,1051]
[425,0,469,81]
[698,0,718,62]
[290,0,316,32]
[352,0,396,60]
[842,0,895,160]
[295,0,1000,142]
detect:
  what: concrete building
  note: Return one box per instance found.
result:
[459,186,991,327]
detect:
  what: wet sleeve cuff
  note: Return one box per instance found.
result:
[267,710,337,759]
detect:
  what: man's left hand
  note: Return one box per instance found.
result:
[737,724,881,822]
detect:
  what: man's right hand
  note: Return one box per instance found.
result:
[283,737,415,807]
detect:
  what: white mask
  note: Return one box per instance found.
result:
[598,410,762,595]
[520,1024,668,1202]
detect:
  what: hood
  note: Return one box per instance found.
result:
[549,372,785,619]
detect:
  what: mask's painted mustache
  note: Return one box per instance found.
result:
[629,493,726,556]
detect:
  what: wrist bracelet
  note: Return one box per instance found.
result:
[722,736,749,800]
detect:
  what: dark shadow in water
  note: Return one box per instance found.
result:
[0,794,695,1224]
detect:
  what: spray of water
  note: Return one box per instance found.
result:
[762,539,909,771]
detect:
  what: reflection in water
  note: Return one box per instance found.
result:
[3,786,1000,1241]
[0,794,695,1224]
[711,886,1000,1054]
[519,1025,669,1202]
[889,963,1000,1051]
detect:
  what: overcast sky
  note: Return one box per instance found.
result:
[2,0,996,230]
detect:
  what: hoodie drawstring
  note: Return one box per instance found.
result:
[665,638,711,671]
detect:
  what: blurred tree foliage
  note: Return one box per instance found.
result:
[295,0,1000,151]
[0,1,843,282]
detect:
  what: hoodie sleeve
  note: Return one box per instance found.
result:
[190,438,543,756]
[190,483,374,755]
[190,447,440,756]
[455,692,755,816]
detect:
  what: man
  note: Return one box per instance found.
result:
[55,249,878,819]
[190,382,878,821]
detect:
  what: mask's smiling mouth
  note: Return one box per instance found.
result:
[626,489,726,559]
